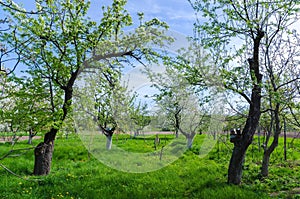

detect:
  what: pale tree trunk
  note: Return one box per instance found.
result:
[179,128,196,149]
[106,135,112,150]
[187,136,193,149]
[28,129,36,145]
[186,133,196,149]
[102,127,115,150]
[28,135,33,145]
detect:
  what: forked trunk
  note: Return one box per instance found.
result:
[186,133,196,149]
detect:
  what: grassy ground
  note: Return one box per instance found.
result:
[0,133,299,199]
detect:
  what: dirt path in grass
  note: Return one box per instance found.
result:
[143,131,300,139]
[0,136,42,143]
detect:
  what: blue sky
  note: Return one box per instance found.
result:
[0,0,195,74]
[1,0,196,35]
[89,0,195,35]
[125,0,195,35]
[0,0,194,107]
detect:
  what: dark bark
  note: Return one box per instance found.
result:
[228,144,246,185]
[33,128,57,175]
[261,150,270,177]
[227,32,264,185]
[33,70,78,176]
[174,106,181,139]
[227,79,262,184]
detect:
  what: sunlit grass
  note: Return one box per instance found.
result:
[0,133,299,198]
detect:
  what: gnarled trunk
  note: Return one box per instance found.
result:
[227,31,264,185]
[33,142,54,175]
[33,127,58,175]
[33,54,78,176]
[227,85,261,185]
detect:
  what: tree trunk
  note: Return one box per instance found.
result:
[260,133,279,177]
[283,117,287,161]
[106,135,112,150]
[227,32,264,185]
[227,85,261,184]
[260,104,280,177]
[175,130,179,138]
[261,150,270,177]
[33,70,77,176]
[175,108,181,139]
[33,128,57,175]
[33,142,54,175]
[186,133,196,149]
[228,145,246,185]
[28,129,35,145]
[28,135,33,145]
[187,136,193,149]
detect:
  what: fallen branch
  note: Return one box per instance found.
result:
[0,162,42,182]
[0,146,35,160]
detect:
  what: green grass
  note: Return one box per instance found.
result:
[0,133,299,199]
